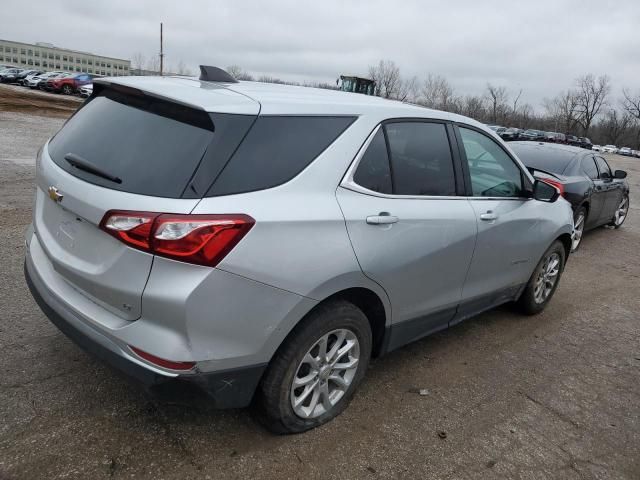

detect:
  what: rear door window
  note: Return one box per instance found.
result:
[208,116,355,196]
[48,90,217,198]
[385,122,456,196]
[594,156,612,178]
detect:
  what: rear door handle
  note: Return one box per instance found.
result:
[366,214,399,225]
[480,211,498,221]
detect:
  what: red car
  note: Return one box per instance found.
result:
[44,73,94,95]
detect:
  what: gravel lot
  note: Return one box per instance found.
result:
[0,104,638,479]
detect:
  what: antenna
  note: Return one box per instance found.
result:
[159,22,164,76]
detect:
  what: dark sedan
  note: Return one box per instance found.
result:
[510,142,630,251]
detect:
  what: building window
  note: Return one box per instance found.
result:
[56,63,60,69]
[28,59,33,65]
[43,61,48,67]
[34,61,40,66]
[34,51,39,57]
[13,47,18,53]
[28,49,33,56]
[21,59,26,64]
[76,67,81,72]
[48,53,53,59]
[21,48,26,55]
[55,54,60,60]
[76,58,81,63]
[63,55,67,61]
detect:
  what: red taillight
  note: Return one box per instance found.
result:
[129,346,196,371]
[540,178,565,197]
[99,211,254,267]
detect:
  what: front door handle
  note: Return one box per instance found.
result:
[480,211,498,221]
[366,213,399,225]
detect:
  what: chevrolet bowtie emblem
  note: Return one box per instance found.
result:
[48,186,63,203]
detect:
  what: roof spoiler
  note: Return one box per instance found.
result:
[199,65,238,83]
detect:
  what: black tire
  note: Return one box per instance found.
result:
[62,85,73,95]
[608,193,629,229]
[517,240,566,315]
[571,206,587,252]
[257,300,372,434]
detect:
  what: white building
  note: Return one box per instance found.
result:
[0,39,130,76]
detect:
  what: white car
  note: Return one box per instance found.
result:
[79,83,93,98]
[26,71,65,89]
[592,145,602,152]
[619,147,633,156]
[602,145,618,154]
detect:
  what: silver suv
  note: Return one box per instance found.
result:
[25,66,574,433]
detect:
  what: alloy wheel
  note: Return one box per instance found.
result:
[572,212,585,251]
[290,329,360,419]
[614,196,629,226]
[533,252,561,304]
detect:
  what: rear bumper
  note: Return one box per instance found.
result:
[24,257,266,408]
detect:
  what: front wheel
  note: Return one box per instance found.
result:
[517,240,566,315]
[608,194,629,229]
[257,300,372,434]
[61,85,73,95]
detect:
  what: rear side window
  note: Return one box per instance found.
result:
[583,157,599,180]
[208,116,356,196]
[353,129,392,194]
[48,91,216,198]
[385,122,456,196]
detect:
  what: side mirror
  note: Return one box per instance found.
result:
[533,179,559,203]
[614,170,627,179]
[600,171,611,180]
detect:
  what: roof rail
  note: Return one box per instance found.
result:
[199,65,238,83]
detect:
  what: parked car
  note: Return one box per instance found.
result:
[510,142,629,251]
[521,129,546,141]
[619,147,633,156]
[0,68,24,83]
[577,137,593,150]
[592,145,602,152]
[545,132,566,144]
[44,73,94,94]
[25,68,574,433]
[500,127,523,141]
[633,150,640,158]
[16,70,44,86]
[565,135,580,146]
[0,64,17,70]
[27,71,64,89]
[602,145,618,154]
[79,83,93,98]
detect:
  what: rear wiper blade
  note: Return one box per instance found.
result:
[64,153,122,184]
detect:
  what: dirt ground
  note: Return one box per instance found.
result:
[0,92,638,479]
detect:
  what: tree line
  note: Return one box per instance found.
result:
[366,59,640,148]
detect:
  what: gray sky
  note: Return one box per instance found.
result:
[2,0,639,108]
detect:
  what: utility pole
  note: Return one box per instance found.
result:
[159,22,164,76]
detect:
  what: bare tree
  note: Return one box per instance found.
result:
[368,60,404,100]
[146,55,160,73]
[226,65,254,81]
[622,89,640,121]
[257,75,285,84]
[512,89,523,116]
[574,74,610,136]
[421,74,456,110]
[131,52,146,72]
[175,60,192,76]
[543,90,580,133]
[461,95,486,121]
[485,83,509,124]
[600,109,633,145]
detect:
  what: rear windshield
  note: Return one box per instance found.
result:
[207,115,356,196]
[48,90,216,198]
[510,144,576,174]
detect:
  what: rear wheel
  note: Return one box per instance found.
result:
[517,240,565,315]
[257,300,372,434]
[571,206,586,252]
[608,194,629,229]
[62,85,73,95]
